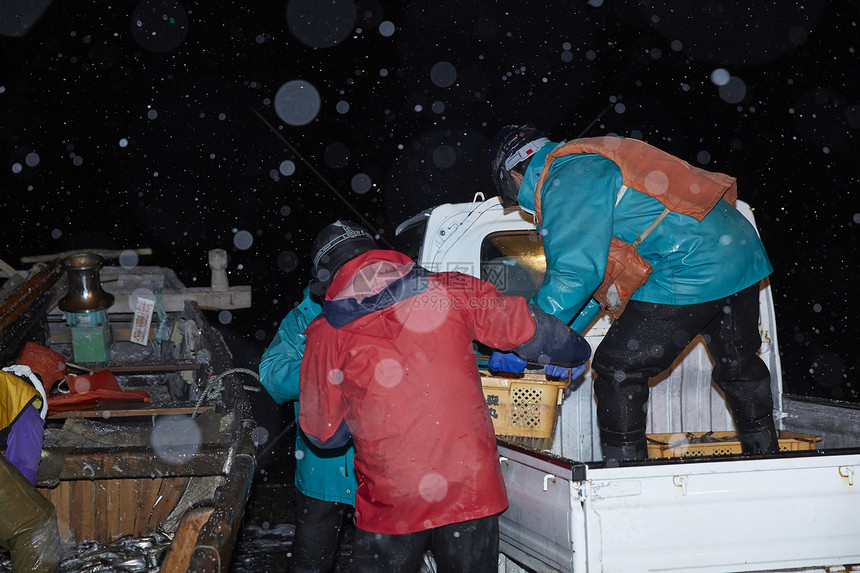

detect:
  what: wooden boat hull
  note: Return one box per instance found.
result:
[2,260,257,572]
[39,476,190,543]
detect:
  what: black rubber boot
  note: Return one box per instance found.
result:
[737,415,780,454]
[600,429,648,466]
[719,375,780,455]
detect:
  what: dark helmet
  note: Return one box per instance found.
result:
[309,220,379,298]
[489,123,548,208]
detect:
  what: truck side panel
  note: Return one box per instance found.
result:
[497,445,579,573]
[582,456,860,572]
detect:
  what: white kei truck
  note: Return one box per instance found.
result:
[395,195,860,573]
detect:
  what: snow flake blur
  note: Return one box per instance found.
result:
[324,142,350,169]
[710,69,731,87]
[430,61,457,88]
[350,173,372,194]
[119,250,139,269]
[397,296,449,333]
[151,415,201,465]
[277,251,299,273]
[234,230,254,250]
[418,472,449,502]
[644,170,669,196]
[274,80,321,126]
[378,20,395,38]
[432,146,456,169]
[718,76,747,105]
[251,425,269,447]
[374,358,404,388]
[327,369,344,385]
[286,0,356,48]
[130,0,188,53]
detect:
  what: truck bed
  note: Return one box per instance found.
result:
[399,196,860,573]
[498,440,860,573]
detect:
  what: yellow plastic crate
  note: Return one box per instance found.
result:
[481,371,568,439]
[646,430,821,458]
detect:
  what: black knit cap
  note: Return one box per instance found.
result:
[309,220,379,298]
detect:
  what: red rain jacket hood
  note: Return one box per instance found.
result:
[300,249,537,534]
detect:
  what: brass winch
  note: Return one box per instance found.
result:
[58,253,114,362]
[58,253,114,313]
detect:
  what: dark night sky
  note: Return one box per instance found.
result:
[1,1,858,403]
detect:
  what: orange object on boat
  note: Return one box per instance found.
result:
[47,370,151,414]
[16,342,66,386]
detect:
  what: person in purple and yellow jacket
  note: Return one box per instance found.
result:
[1,364,48,484]
[1,344,61,573]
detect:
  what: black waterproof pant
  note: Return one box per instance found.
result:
[351,513,499,573]
[289,491,352,573]
[592,284,775,453]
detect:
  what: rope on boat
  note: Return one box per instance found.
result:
[192,367,261,418]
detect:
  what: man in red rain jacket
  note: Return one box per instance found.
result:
[299,220,590,573]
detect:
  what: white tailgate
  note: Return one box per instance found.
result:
[582,455,860,572]
[497,444,582,573]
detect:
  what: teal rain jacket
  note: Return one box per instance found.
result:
[259,288,358,505]
[516,141,773,333]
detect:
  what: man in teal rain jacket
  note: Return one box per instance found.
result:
[489,124,779,463]
[259,287,358,573]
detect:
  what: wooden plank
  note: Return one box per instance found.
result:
[45,485,64,541]
[46,288,251,314]
[190,451,255,571]
[20,248,153,264]
[160,507,215,573]
[49,325,156,344]
[56,482,71,541]
[105,479,123,540]
[70,480,96,542]
[0,259,63,333]
[50,446,229,480]
[37,483,71,542]
[118,479,139,538]
[0,257,18,277]
[0,265,65,364]
[48,405,214,420]
[36,485,57,507]
[65,362,200,373]
[93,481,113,541]
[133,478,161,536]
[148,477,188,531]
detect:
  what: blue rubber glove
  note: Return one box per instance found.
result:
[545,363,588,380]
[489,352,528,374]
